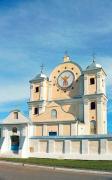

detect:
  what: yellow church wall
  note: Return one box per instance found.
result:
[49,62,82,100]
[32,83,40,101]
[63,124,70,136]
[47,125,58,135]
[89,109,96,121]
[31,102,79,122]
[34,125,43,136]
[88,75,96,94]
[31,80,49,101]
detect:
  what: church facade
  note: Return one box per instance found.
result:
[0,55,112,160]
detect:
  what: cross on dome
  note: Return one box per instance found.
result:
[40,64,44,73]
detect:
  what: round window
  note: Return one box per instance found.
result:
[12,127,17,133]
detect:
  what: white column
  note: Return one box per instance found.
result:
[84,75,88,95]
[84,99,89,135]
[40,82,43,100]
[43,80,47,100]
[43,124,47,136]
[96,73,102,93]
[29,107,32,119]
[71,123,76,136]
[48,82,52,101]
[97,98,103,134]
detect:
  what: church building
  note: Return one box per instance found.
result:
[0,54,111,160]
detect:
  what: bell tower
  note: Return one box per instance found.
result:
[28,66,49,121]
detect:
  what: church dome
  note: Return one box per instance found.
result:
[34,73,47,79]
[29,73,48,83]
[86,60,102,70]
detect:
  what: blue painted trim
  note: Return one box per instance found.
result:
[30,134,112,140]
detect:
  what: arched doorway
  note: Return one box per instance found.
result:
[11,127,19,153]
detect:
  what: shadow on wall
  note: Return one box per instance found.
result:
[59,76,84,120]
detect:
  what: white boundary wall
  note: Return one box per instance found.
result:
[29,135,112,160]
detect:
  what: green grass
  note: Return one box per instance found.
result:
[0,158,112,171]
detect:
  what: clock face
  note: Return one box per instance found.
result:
[57,70,74,89]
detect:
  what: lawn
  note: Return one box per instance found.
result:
[0,158,112,171]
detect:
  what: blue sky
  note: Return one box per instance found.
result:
[0,0,112,132]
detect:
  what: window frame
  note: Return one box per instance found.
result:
[35,86,39,93]
[51,109,57,119]
[90,102,96,110]
[14,112,18,119]
[34,107,39,115]
[90,78,95,85]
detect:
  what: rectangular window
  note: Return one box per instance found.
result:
[90,78,95,85]
[34,107,39,115]
[14,112,18,119]
[91,102,96,110]
[35,87,39,93]
[49,132,57,136]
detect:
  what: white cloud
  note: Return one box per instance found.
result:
[0,83,29,103]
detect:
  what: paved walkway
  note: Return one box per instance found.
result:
[0,162,112,180]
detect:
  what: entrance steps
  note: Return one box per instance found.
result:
[0,151,22,158]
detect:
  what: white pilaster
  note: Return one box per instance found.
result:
[84,99,89,135]
[48,140,55,153]
[84,75,88,95]
[71,123,76,136]
[81,139,88,154]
[42,80,47,100]
[43,124,47,136]
[64,140,71,153]
[58,124,63,136]
[96,73,102,94]
[100,139,107,154]
[97,98,103,134]
[104,101,107,134]
[30,84,33,101]
[48,82,52,101]
[40,82,43,100]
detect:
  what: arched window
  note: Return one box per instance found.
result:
[51,109,57,119]
[12,127,17,133]
[90,120,96,134]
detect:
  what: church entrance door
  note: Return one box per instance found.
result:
[10,135,19,153]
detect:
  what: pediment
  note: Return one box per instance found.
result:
[2,110,30,125]
[46,101,59,108]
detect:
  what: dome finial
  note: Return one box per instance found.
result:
[40,64,44,73]
[65,50,68,56]
[63,50,70,62]
[92,53,96,63]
